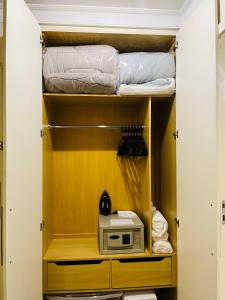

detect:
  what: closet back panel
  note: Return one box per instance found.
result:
[43,31,175,53]
[43,99,151,242]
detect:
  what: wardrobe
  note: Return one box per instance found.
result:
[0,37,3,300]
[1,0,219,300]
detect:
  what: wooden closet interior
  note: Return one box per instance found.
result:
[41,30,177,298]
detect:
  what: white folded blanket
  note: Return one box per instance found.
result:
[117,78,175,95]
[152,210,168,239]
[43,71,116,94]
[152,240,173,254]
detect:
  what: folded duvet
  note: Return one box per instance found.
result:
[119,52,175,84]
[117,78,175,95]
[43,45,118,94]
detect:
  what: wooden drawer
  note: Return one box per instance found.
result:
[47,260,110,291]
[112,257,172,288]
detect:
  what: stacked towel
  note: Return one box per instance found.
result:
[152,205,173,254]
[153,232,169,242]
[152,240,173,254]
[118,52,176,95]
[43,45,118,94]
[117,78,175,95]
[152,210,168,240]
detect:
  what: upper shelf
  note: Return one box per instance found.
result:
[43,93,175,106]
[43,31,175,53]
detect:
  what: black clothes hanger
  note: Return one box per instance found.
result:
[117,125,148,157]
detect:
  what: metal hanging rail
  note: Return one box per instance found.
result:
[45,124,145,129]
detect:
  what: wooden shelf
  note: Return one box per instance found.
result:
[44,237,175,262]
[43,93,175,98]
[43,93,175,106]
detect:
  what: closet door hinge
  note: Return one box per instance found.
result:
[173,130,179,140]
[173,41,179,51]
[0,141,3,151]
[40,221,45,231]
[174,217,180,227]
[40,35,46,49]
[40,129,44,138]
[222,200,225,224]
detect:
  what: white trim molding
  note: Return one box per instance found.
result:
[0,0,192,29]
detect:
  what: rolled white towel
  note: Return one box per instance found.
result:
[152,231,169,242]
[152,210,168,239]
[152,240,173,254]
[151,202,157,213]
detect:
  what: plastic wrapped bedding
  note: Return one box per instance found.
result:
[117,78,175,95]
[43,45,118,94]
[119,52,175,84]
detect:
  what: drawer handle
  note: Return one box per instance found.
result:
[54,260,104,266]
[117,257,167,263]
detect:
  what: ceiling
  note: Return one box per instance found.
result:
[0,0,191,29]
[24,0,187,10]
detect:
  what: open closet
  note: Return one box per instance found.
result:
[2,1,218,300]
[42,31,177,296]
